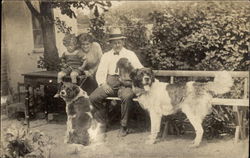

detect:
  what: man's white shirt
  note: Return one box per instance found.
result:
[96,47,143,85]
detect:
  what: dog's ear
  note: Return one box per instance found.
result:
[150,69,155,82]
[115,66,119,74]
[115,59,122,74]
[130,69,138,80]
[128,61,134,70]
[72,84,80,96]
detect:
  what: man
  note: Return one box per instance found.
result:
[89,28,143,137]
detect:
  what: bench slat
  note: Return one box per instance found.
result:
[106,97,249,107]
[153,70,249,78]
[211,98,249,107]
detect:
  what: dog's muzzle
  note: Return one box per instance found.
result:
[60,90,67,97]
[143,76,151,85]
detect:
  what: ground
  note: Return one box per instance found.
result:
[1,115,248,158]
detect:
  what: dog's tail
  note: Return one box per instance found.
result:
[207,71,233,95]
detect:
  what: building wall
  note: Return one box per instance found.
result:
[2,1,42,93]
[2,1,78,93]
[1,6,9,96]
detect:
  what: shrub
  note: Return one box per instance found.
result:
[1,123,55,158]
[147,2,250,71]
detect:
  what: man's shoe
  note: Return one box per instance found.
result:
[119,126,128,137]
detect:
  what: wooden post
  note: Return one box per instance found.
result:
[241,77,248,139]
[233,105,240,143]
[162,120,169,138]
[170,76,174,84]
[243,77,248,99]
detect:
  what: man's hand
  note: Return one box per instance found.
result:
[84,70,91,77]
[78,66,84,71]
[101,84,113,94]
[120,79,132,87]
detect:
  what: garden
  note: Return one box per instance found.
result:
[1,1,249,158]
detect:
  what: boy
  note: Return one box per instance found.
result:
[54,34,87,97]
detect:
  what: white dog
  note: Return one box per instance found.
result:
[130,68,233,147]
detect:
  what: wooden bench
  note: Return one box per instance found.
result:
[106,70,249,142]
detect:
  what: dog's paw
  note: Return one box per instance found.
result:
[189,142,200,148]
[64,138,69,144]
[64,135,70,144]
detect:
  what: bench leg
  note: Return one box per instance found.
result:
[234,106,247,143]
[162,120,169,139]
[25,85,30,130]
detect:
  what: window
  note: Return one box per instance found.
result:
[32,15,44,52]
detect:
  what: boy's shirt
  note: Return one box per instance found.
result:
[61,49,86,69]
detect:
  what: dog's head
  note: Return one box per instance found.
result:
[129,68,155,90]
[115,58,134,74]
[59,82,88,101]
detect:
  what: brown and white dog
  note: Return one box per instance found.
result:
[130,68,233,147]
[59,82,104,146]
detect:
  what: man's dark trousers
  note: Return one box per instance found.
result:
[89,84,135,129]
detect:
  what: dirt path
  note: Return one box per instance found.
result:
[1,117,248,158]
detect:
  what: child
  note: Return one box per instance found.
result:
[54,34,87,98]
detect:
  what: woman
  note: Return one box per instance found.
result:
[77,33,103,95]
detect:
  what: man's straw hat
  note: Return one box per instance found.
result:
[108,28,126,41]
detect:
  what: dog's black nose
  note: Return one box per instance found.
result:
[60,91,65,95]
[144,77,150,82]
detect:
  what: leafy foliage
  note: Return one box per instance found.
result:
[51,1,111,35]
[1,123,55,158]
[147,2,250,71]
[203,106,235,139]
[50,1,111,19]
[89,14,109,51]
[121,17,152,67]
[54,17,72,34]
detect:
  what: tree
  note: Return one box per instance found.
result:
[24,0,111,71]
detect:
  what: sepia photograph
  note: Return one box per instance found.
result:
[1,0,249,158]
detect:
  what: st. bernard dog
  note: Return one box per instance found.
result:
[59,82,104,146]
[129,68,233,147]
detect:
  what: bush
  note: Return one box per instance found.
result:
[147,2,250,71]
[1,123,55,158]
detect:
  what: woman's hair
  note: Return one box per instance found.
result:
[63,33,78,46]
[78,33,94,44]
